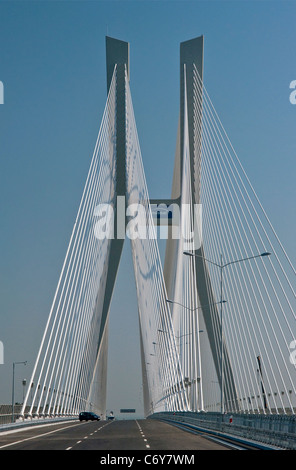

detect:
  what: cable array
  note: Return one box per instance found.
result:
[19,51,296,420]
[21,68,118,418]
[125,69,189,415]
[168,68,204,412]
[192,64,296,414]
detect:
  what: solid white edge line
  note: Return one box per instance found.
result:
[0,422,84,450]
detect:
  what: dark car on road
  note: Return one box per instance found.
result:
[79,411,100,422]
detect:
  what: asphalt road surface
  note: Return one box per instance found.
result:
[0,419,229,451]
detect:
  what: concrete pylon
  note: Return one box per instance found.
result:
[87,37,129,415]
[164,36,238,412]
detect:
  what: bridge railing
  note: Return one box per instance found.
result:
[150,411,296,450]
[0,405,77,427]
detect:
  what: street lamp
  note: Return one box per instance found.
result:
[183,250,271,415]
[165,298,226,413]
[22,379,27,404]
[12,361,27,422]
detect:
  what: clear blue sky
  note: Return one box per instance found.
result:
[0,0,295,417]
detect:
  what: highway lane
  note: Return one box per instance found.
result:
[0,419,229,451]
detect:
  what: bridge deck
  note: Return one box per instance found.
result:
[0,418,228,451]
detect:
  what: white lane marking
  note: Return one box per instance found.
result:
[136,419,151,449]
[0,422,84,450]
[66,446,72,450]
[69,420,113,450]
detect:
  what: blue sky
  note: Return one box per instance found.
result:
[0,0,295,417]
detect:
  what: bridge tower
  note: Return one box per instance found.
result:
[86,37,130,415]
[164,36,238,412]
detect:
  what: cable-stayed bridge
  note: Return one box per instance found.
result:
[19,36,296,426]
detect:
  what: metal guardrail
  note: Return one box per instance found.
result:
[0,416,78,434]
[150,411,296,450]
[0,404,25,426]
[0,405,77,429]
